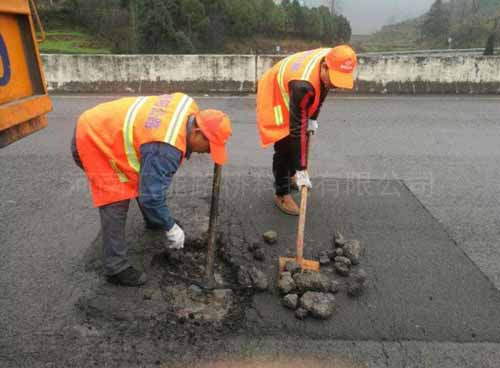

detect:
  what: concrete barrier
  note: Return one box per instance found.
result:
[41,54,500,94]
[356,56,500,94]
[41,54,256,94]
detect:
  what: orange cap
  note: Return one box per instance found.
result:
[195,109,232,165]
[325,45,357,90]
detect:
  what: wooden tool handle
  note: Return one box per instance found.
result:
[296,185,308,266]
[296,133,312,267]
[205,164,222,289]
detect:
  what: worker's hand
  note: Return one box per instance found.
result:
[296,170,312,189]
[166,223,185,250]
[307,119,318,134]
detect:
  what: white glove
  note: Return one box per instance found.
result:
[307,119,318,134]
[296,170,312,189]
[166,223,185,250]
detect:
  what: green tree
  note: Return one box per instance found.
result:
[420,0,450,47]
[137,0,177,53]
[201,0,229,51]
[280,0,294,34]
[484,33,496,54]
[319,6,336,42]
[305,7,324,39]
[177,0,208,49]
[226,0,258,37]
[334,14,352,43]
[256,0,280,35]
[450,19,490,48]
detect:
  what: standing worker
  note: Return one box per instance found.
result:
[257,45,357,215]
[71,93,232,286]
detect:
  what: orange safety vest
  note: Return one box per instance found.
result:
[256,48,331,147]
[76,93,199,207]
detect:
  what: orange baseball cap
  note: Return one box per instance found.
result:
[325,45,357,90]
[195,109,232,165]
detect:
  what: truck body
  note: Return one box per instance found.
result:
[0,0,51,148]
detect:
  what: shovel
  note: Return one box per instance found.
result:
[166,164,222,291]
[279,132,320,273]
[205,163,223,289]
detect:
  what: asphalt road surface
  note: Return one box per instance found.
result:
[1,95,500,367]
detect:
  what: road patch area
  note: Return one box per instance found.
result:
[77,172,500,346]
[217,174,500,342]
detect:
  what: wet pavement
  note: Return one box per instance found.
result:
[1,95,500,367]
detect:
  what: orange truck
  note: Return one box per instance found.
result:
[0,0,51,148]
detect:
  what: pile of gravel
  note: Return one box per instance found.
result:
[278,231,368,320]
[278,262,338,320]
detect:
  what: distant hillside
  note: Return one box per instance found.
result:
[357,0,500,52]
[355,18,423,52]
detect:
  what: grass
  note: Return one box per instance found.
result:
[38,29,112,54]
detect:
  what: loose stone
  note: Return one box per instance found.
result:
[188,285,203,297]
[253,248,265,261]
[293,271,331,292]
[278,272,296,294]
[212,289,233,304]
[334,262,350,277]
[295,308,308,320]
[334,256,352,267]
[329,280,341,294]
[333,231,347,248]
[263,230,278,244]
[248,266,269,291]
[237,266,252,288]
[299,291,336,320]
[143,289,156,300]
[347,281,365,297]
[343,240,361,265]
[319,252,330,265]
[283,294,299,310]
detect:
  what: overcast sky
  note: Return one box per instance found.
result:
[336,0,435,34]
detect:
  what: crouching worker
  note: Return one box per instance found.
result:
[71,93,232,286]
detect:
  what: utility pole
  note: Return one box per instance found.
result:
[330,0,335,14]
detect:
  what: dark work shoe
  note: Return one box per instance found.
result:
[107,267,147,287]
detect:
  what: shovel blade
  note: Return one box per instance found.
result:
[279,256,320,273]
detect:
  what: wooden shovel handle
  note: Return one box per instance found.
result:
[296,185,308,266]
[205,164,222,288]
[296,133,312,266]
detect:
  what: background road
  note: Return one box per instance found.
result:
[1,95,500,366]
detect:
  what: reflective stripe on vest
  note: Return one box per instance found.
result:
[274,105,284,126]
[109,159,129,183]
[163,94,193,145]
[274,49,331,126]
[301,48,331,81]
[277,55,293,111]
[123,96,148,173]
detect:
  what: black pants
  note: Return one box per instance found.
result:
[273,136,297,196]
[71,128,83,169]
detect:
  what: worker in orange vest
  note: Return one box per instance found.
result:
[71,93,232,286]
[256,45,357,215]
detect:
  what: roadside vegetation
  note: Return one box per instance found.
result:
[37,0,351,54]
[39,30,112,54]
[358,0,500,53]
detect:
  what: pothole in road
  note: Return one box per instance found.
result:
[76,235,253,343]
